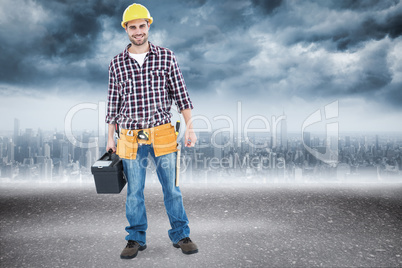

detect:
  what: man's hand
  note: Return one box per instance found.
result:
[184,128,197,147]
[106,137,116,153]
[107,124,117,153]
[181,108,197,147]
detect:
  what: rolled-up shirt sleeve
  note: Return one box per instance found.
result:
[167,53,194,112]
[105,62,120,125]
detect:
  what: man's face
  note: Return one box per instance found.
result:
[125,19,150,47]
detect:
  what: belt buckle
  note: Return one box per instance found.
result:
[126,130,134,137]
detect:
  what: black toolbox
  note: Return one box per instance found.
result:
[91,150,126,194]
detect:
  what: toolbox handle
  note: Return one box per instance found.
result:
[107,149,114,160]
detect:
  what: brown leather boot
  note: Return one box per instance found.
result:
[173,237,198,254]
[120,240,147,259]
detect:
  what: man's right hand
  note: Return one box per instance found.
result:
[107,124,117,153]
[106,138,116,153]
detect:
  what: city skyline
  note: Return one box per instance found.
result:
[1,116,400,183]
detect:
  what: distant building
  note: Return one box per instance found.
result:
[85,150,92,170]
[44,143,51,158]
[303,132,311,148]
[281,111,288,150]
[7,140,15,163]
[36,156,53,181]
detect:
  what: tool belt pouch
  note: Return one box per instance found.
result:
[153,125,178,157]
[116,134,138,160]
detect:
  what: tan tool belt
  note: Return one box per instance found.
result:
[116,123,178,159]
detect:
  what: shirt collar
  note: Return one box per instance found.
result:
[123,42,158,59]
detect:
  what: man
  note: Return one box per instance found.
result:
[105,3,198,259]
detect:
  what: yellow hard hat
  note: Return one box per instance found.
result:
[121,3,153,28]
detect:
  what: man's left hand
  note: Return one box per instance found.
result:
[184,128,197,147]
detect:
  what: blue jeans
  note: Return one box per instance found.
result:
[122,144,190,246]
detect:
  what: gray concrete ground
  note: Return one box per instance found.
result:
[1,182,402,267]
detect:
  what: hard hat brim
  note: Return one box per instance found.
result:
[121,17,153,28]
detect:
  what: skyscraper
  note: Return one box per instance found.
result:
[44,158,53,181]
[7,140,15,163]
[61,142,69,166]
[44,143,51,158]
[303,131,311,164]
[303,132,311,148]
[85,150,92,170]
[13,118,20,145]
[281,111,288,149]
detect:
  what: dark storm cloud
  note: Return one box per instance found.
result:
[177,0,207,8]
[250,0,283,15]
[259,0,402,51]
[0,0,131,87]
[32,0,125,59]
[323,0,399,11]
[382,83,402,107]
[306,8,402,51]
[308,41,394,99]
[234,0,402,108]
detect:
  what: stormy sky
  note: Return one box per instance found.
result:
[1,0,402,133]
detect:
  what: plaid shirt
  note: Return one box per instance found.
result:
[105,42,193,130]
